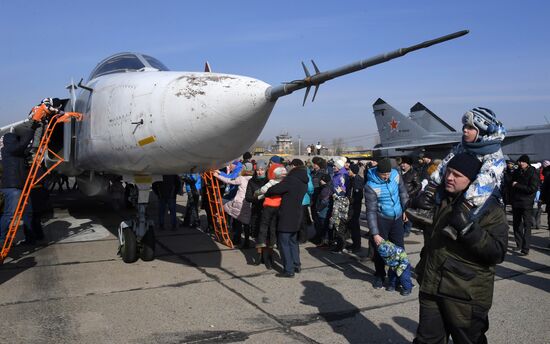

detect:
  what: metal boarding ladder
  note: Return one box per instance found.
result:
[201,171,233,248]
[0,112,82,263]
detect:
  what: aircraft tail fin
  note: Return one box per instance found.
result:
[409,102,456,132]
[373,98,429,146]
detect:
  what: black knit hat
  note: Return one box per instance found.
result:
[377,158,392,173]
[312,156,327,169]
[517,154,530,164]
[447,153,482,181]
[400,156,413,165]
[291,158,304,167]
[350,164,360,175]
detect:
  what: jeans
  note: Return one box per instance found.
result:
[348,201,362,247]
[403,220,413,234]
[387,264,413,291]
[158,197,177,229]
[512,207,532,252]
[277,231,300,274]
[0,188,32,243]
[184,192,200,226]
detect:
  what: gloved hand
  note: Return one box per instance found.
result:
[46,105,60,114]
[441,198,475,241]
[414,181,438,210]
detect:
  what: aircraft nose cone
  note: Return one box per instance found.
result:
[156,73,276,170]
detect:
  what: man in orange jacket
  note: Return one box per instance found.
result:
[27,98,62,152]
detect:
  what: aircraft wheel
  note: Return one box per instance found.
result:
[124,184,136,209]
[139,227,156,262]
[120,226,138,263]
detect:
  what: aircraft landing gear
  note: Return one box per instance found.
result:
[118,183,155,263]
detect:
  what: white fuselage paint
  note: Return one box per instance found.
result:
[72,71,275,176]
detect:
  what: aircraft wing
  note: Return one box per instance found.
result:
[372,138,460,151]
[0,119,28,138]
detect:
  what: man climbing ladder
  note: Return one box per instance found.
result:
[0,98,81,263]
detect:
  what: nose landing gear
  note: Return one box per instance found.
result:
[118,183,156,263]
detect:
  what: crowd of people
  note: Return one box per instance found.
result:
[2,100,549,343]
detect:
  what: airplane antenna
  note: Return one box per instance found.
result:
[66,78,78,112]
[267,30,469,104]
[77,78,94,93]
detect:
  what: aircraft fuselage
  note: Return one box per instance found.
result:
[72,71,275,176]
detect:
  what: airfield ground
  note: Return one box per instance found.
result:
[0,191,548,343]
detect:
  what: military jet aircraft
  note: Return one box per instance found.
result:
[0,30,468,263]
[372,98,550,161]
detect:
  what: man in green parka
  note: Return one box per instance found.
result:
[414,153,508,344]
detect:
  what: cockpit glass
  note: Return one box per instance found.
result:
[143,55,170,71]
[89,54,145,80]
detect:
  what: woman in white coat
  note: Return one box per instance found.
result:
[214,162,254,247]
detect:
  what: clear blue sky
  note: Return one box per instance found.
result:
[1,1,548,148]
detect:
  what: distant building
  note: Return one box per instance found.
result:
[271,132,293,154]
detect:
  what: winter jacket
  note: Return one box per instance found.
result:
[245,175,269,214]
[215,174,252,224]
[301,169,314,206]
[377,240,410,277]
[364,167,409,236]
[219,162,242,200]
[401,168,421,198]
[510,166,539,209]
[153,175,181,200]
[261,163,284,208]
[316,183,333,219]
[332,167,347,196]
[415,192,508,309]
[502,167,515,205]
[1,128,35,189]
[541,167,550,205]
[183,173,201,194]
[349,174,364,206]
[310,168,326,189]
[265,166,309,232]
[431,129,506,208]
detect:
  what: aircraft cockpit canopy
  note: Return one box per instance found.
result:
[88,53,170,80]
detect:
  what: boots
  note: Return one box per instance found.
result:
[241,225,251,249]
[254,248,264,266]
[263,248,273,270]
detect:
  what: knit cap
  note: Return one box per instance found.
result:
[447,153,482,181]
[273,166,287,180]
[517,154,530,164]
[255,160,267,170]
[334,157,346,170]
[377,158,392,173]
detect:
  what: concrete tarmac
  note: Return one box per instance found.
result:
[0,191,549,343]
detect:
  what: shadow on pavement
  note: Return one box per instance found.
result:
[0,257,37,286]
[300,280,410,343]
[305,246,375,283]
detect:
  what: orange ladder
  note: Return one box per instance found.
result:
[202,171,233,248]
[1,112,82,263]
